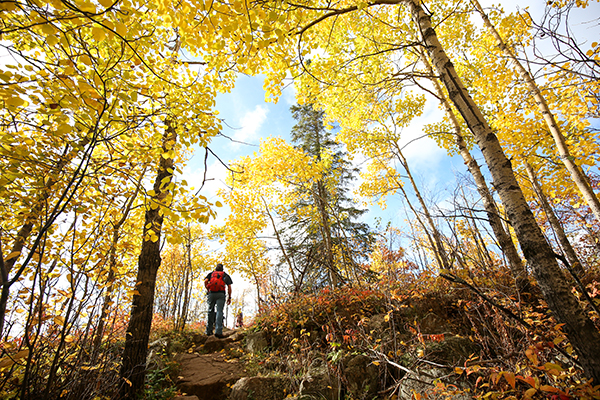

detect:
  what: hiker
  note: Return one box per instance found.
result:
[235,311,243,328]
[204,263,232,338]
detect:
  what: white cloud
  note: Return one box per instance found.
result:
[231,105,269,148]
[398,95,447,173]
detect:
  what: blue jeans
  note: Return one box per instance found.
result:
[206,291,226,335]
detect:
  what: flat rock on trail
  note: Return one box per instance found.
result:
[175,331,247,400]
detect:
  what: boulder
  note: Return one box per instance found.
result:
[397,367,470,400]
[419,313,453,334]
[228,376,290,400]
[344,354,379,398]
[228,331,246,342]
[367,314,390,336]
[427,335,481,365]
[246,331,268,353]
[298,358,340,400]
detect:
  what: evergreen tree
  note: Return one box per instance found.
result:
[283,103,373,289]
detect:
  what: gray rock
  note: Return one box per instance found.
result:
[246,331,268,353]
[344,354,379,398]
[367,314,390,335]
[228,376,290,400]
[298,360,340,400]
[397,367,470,400]
[427,335,481,365]
[175,352,245,400]
[228,331,246,342]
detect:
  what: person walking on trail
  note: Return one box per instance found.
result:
[204,263,232,338]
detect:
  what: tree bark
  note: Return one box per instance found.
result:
[523,160,585,276]
[471,0,600,223]
[406,0,600,382]
[119,121,177,399]
[418,48,527,289]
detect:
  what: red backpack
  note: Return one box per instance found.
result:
[206,271,226,292]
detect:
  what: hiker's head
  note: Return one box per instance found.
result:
[216,263,224,271]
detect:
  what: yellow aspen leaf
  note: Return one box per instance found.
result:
[5,96,27,107]
[98,0,113,8]
[56,123,72,134]
[79,54,92,66]
[47,35,59,46]
[0,349,29,369]
[0,1,19,11]
[41,24,56,35]
[92,27,106,41]
[76,0,96,13]
[543,362,563,372]
[115,22,127,37]
[54,316,66,325]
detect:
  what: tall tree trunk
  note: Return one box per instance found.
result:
[471,0,600,223]
[315,179,337,287]
[119,120,177,399]
[405,0,600,381]
[523,160,585,276]
[418,48,527,289]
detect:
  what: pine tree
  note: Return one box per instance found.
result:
[284,104,372,289]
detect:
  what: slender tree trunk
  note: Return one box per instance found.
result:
[179,227,193,331]
[119,120,177,399]
[394,146,452,271]
[523,160,585,276]
[471,0,600,223]
[262,199,300,291]
[391,168,442,271]
[406,0,600,381]
[418,48,527,289]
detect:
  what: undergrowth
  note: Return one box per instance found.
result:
[249,266,600,399]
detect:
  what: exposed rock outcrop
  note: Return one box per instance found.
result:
[228,376,290,400]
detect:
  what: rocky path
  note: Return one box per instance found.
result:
[173,329,247,400]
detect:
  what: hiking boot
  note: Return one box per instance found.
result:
[215,333,225,339]
[205,330,213,336]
